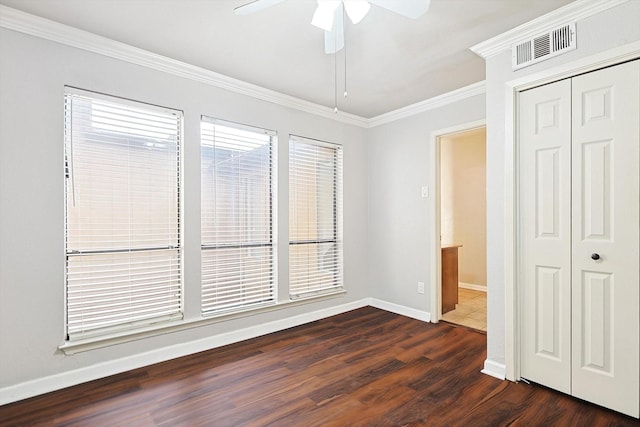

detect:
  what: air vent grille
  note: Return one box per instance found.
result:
[533,34,550,59]
[516,40,532,65]
[512,23,576,70]
[553,24,573,51]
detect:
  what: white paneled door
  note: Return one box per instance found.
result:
[571,60,639,416]
[519,60,640,418]
[520,78,572,394]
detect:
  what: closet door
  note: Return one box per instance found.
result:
[520,60,640,418]
[519,78,572,394]
[571,60,639,418]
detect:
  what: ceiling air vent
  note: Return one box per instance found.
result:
[512,23,576,70]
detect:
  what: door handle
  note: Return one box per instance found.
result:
[591,253,601,260]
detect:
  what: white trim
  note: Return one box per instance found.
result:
[0,5,367,128]
[503,40,640,383]
[459,282,487,292]
[0,298,433,405]
[481,359,506,380]
[367,81,486,128]
[0,5,484,129]
[429,120,487,324]
[369,298,431,322]
[0,298,435,405]
[470,0,629,59]
[0,298,369,406]
[505,76,518,382]
[59,291,345,354]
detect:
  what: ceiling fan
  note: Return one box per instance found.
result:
[235,0,431,54]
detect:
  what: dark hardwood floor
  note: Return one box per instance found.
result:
[1,307,637,426]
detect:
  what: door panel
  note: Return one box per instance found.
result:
[580,271,612,373]
[535,266,562,359]
[520,79,572,393]
[571,60,640,418]
[580,140,611,240]
[536,148,561,237]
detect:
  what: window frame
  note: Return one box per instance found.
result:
[200,116,277,316]
[63,87,184,342]
[288,135,344,300]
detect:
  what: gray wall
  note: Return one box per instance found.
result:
[0,28,369,390]
[367,97,486,310]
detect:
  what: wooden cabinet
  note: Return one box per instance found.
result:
[442,245,462,314]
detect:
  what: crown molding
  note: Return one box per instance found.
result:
[0,5,369,128]
[0,5,485,129]
[366,81,486,128]
[470,0,629,59]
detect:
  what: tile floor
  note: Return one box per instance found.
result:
[442,287,487,331]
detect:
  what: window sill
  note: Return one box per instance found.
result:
[59,290,346,355]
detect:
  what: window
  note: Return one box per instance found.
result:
[64,89,182,340]
[201,118,275,314]
[289,136,343,298]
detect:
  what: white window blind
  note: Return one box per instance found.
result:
[64,89,182,340]
[289,136,343,298]
[201,117,275,314]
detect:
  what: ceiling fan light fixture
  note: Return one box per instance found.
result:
[344,0,370,24]
[311,0,341,31]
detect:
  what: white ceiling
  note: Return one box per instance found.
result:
[0,0,575,117]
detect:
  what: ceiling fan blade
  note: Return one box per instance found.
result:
[368,0,431,19]
[344,0,371,24]
[234,0,285,15]
[312,0,341,31]
[324,3,344,54]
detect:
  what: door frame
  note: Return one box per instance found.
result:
[505,40,640,382]
[429,119,486,323]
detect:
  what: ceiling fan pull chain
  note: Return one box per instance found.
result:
[344,4,348,99]
[334,31,338,113]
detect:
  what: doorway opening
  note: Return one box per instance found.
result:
[430,123,487,331]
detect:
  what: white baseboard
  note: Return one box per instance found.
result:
[459,282,487,292]
[481,359,506,380]
[0,298,369,406]
[0,298,432,406]
[369,298,431,322]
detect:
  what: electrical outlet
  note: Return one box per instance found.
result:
[417,281,425,294]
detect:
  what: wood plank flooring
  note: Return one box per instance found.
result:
[1,307,637,426]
